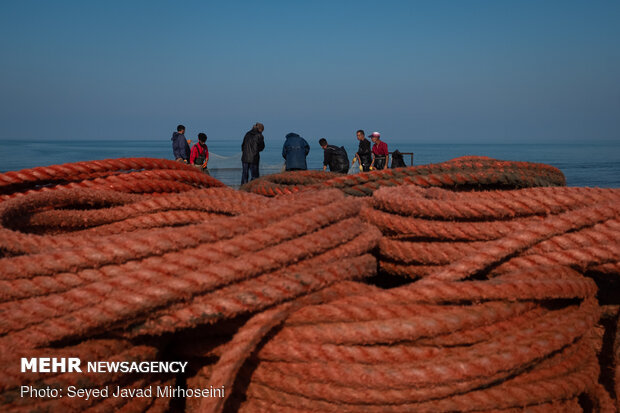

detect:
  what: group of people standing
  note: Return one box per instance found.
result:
[171,123,392,185]
[171,124,210,175]
[353,130,389,172]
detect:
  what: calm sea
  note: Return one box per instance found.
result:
[0,139,618,188]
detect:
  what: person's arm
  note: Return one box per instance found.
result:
[304,140,310,155]
[353,143,360,165]
[323,149,329,171]
[203,147,209,168]
[369,146,375,169]
[282,143,287,159]
[189,145,197,164]
[182,137,191,162]
[258,135,265,152]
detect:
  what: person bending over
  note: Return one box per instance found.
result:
[282,132,310,171]
[319,138,349,174]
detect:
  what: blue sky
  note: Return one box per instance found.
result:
[0,0,619,143]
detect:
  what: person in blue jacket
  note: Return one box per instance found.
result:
[171,124,190,163]
[282,132,310,171]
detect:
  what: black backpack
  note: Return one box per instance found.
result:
[328,145,349,173]
[337,146,349,166]
[391,150,406,168]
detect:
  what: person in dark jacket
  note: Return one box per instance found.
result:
[241,122,265,185]
[171,124,190,163]
[352,129,372,172]
[319,138,349,174]
[282,132,310,171]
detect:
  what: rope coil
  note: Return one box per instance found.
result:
[241,156,567,197]
[0,157,617,412]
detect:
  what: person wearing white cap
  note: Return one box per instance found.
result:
[369,132,389,170]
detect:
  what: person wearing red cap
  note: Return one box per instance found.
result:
[369,132,389,170]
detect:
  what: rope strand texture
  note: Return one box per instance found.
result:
[218,273,603,412]
[241,156,566,197]
[210,185,618,412]
[0,158,225,203]
[1,157,617,412]
[365,184,620,282]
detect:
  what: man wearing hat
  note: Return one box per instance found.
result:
[369,132,389,170]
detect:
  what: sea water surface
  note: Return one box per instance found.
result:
[0,139,618,188]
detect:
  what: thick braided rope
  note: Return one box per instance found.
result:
[242,359,597,412]
[125,229,381,337]
[260,301,596,386]
[0,218,375,306]
[0,194,360,305]
[224,286,601,412]
[195,259,601,411]
[203,195,611,411]
[197,282,376,412]
[228,296,596,411]
[0,158,224,202]
[0,183,379,412]
[366,185,620,284]
[258,308,549,363]
[373,185,619,219]
[0,209,370,350]
[0,157,194,186]
[319,266,592,309]
[242,157,566,197]
[248,337,597,406]
[0,189,341,280]
[1,156,618,412]
[379,221,619,266]
[0,188,272,256]
[4,188,269,234]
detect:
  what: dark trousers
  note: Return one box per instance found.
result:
[374,156,386,170]
[241,162,259,185]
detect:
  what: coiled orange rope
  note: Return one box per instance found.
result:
[0,157,618,412]
[365,185,620,281]
[241,156,566,197]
